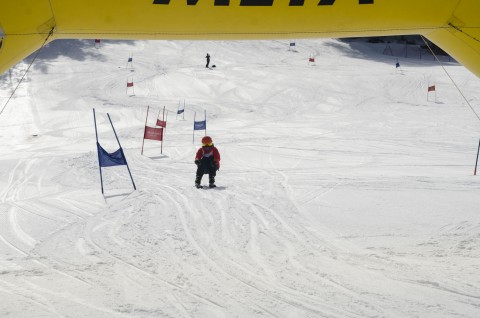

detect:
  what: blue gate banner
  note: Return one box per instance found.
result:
[97,143,127,167]
[194,120,206,130]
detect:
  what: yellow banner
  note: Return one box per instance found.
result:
[1,0,479,76]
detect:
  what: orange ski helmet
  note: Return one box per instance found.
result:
[201,136,213,146]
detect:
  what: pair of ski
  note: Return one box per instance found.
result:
[195,184,216,189]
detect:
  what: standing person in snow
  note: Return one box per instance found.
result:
[195,136,220,188]
[205,53,210,68]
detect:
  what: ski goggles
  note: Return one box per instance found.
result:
[202,143,213,147]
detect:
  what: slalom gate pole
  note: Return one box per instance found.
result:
[107,113,136,191]
[161,106,165,154]
[474,138,480,176]
[93,108,104,194]
[155,106,162,127]
[141,106,149,155]
[161,109,167,155]
[193,112,196,144]
[164,111,168,135]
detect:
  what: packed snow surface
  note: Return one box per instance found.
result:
[1,38,480,317]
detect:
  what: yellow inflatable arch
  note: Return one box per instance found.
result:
[1,0,479,77]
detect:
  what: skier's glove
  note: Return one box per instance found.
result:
[195,160,200,166]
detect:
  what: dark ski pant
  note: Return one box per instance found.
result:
[195,160,216,185]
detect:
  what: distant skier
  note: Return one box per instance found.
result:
[195,136,220,188]
[205,53,210,68]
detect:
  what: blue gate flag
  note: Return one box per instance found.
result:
[194,120,206,130]
[127,57,133,62]
[396,62,400,68]
[177,108,184,115]
[97,143,127,167]
[192,110,207,143]
[93,108,136,194]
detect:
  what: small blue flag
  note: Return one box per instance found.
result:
[97,143,127,167]
[177,109,184,115]
[290,42,295,47]
[194,120,206,130]
[128,57,133,62]
[396,62,400,68]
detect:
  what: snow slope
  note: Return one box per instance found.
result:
[1,38,480,317]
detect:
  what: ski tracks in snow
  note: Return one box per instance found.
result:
[2,39,480,317]
[120,148,394,316]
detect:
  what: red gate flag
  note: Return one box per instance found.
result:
[428,85,435,92]
[144,126,163,141]
[156,119,167,128]
[309,57,315,62]
[127,81,134,87]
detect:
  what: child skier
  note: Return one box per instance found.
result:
[195,136,220,188]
